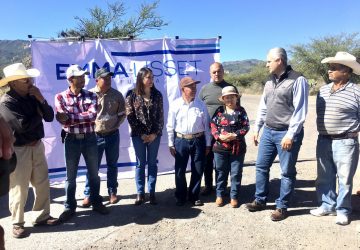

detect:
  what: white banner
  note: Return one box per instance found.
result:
[31,38,220,183]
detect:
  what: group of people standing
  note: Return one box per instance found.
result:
[0,47,359,244]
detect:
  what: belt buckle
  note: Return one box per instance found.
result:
[184,134,193,139]
[75,134,85,139]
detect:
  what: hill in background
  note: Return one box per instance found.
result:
[223,59,263,74]
[0,40,30,77]
[0,40,262,77]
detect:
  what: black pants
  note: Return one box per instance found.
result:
[203,138,216,188]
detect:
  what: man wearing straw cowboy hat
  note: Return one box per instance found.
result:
[0,63,59,239]
[310,52,360,226]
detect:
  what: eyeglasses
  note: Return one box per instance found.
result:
[328,64,346,71]
[16,78,33,84]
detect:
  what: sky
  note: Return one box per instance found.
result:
[1,0,360,62]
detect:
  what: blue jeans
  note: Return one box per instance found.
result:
[132,135,161,194]
[84,130,119,197]
[255,126,304,209]
[316,135,359,215]
[174,136,206,202]
[214,151,245,199]
[64,133,102,210]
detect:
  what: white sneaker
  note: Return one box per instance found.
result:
[310,207,336,217]
[335,214,349,225]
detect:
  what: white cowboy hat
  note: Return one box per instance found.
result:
[0,63,40,87]
[321,51,360,75]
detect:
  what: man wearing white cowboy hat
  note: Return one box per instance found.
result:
[310,51,360,225]
[0,63,59,238]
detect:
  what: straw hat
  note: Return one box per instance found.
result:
[218,86,241,102]
[321,51,360,75]
[0,63,40,87]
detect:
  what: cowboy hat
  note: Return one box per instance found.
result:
[321,51,360,75]
[0,63,40,87]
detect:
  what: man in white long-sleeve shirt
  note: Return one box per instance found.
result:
[167,77,211,206]
[245,47,309,221]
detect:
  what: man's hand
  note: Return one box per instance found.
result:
[281,137,293,151]
[169,146,176,157]
[56,112,69,124]
[0,118,15,160]
[28,85,45,103]
[253,132,259,146]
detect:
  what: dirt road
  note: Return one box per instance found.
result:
[1,95,360,250]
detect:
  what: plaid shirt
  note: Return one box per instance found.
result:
[55,88,97,133]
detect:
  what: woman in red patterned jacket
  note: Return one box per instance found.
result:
[210,86,249,208]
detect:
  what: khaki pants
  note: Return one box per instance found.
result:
[9,141,51,225]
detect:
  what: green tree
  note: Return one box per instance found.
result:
[290,33,360,83]
[59,0,168,39]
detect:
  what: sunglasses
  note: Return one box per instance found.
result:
[328,64,347,71]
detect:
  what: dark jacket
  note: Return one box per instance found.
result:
[0,89,54,146]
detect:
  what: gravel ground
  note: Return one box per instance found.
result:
[1,95,360,250]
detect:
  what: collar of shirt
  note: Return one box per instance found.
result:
[65,87,84,97]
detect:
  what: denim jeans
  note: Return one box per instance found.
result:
[203,137,217,188]
[84,130,119,197]
[174,136,206,202]
[64,133,102,210]
[316,135,359,215]
[214,151,245,199]
[131,135,161,194]
[255,126,304,209]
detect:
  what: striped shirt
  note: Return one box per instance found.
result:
[55,88,98,134]
[316,82,360,135]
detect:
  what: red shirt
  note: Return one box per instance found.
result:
[55,88,97,134]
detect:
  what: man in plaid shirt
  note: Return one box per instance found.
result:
[55,65,109,222]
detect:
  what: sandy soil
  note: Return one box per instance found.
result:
[1,95,360,250]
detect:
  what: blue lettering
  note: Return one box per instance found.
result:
[189,60,201,75]
[82,63,90,73]
[150,61,163,77]
[56,64,69,80]
[163,60,176,76]
[177,60,188,76]
[113,62,129,77]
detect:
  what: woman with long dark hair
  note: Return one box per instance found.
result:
[125,67,164,205]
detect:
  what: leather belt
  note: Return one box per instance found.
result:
[320,132,358,140]
[176,132,204,140]
[96,130,117,137]
[66,132,94,140]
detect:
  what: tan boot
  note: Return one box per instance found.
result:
[215,197,224,207]
[230,199,238,208]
